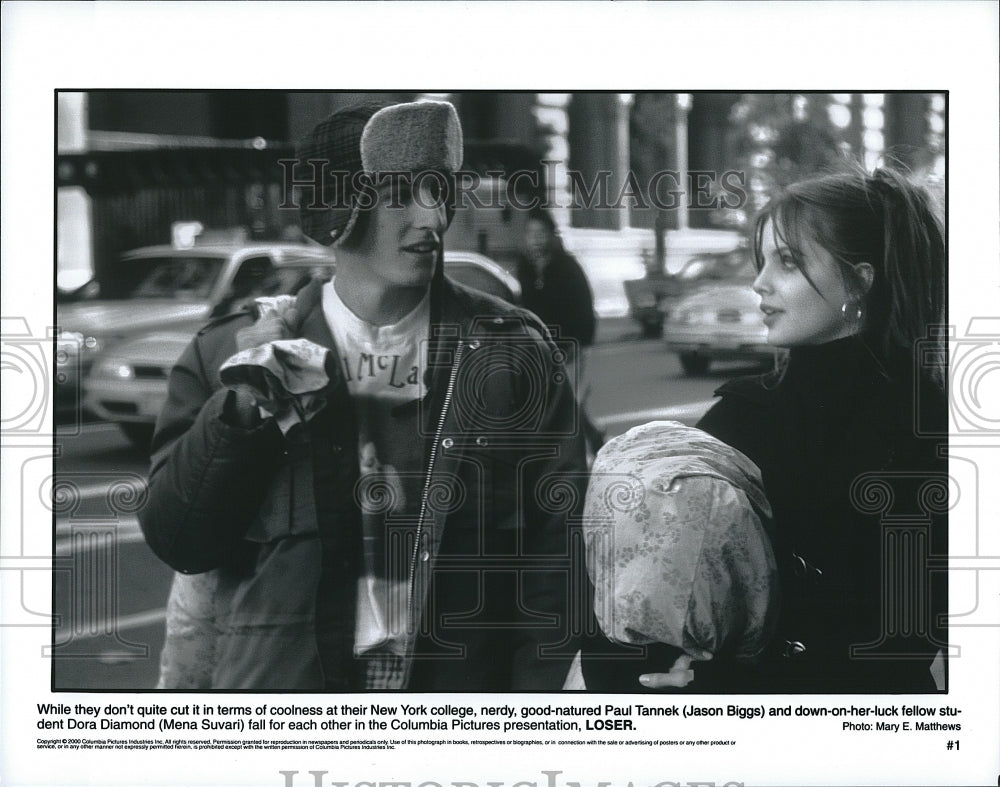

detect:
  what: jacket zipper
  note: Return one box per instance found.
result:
[408,340,465,612]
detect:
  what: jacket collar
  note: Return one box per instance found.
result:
[292,278,338,350]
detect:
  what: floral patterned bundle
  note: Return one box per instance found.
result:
[583,421,779,662]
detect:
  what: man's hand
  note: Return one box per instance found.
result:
[639,652,712,690]
[235,302,299,352]
[223,385,266,430]
[226,299,300,429]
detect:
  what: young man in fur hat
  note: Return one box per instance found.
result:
[140,100,588,691]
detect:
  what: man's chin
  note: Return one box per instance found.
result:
[397,271,435,289]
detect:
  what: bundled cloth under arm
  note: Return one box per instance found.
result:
[218,296,332,433]
[583,420,779,662]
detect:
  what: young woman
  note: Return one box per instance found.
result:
[582,166,948,693]
[694,166,948,692]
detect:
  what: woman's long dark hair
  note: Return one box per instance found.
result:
[752,165,946,387]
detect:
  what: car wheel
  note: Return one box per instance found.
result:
[119,423,154,451]
[641,317,663,339]
[679,352,710,375]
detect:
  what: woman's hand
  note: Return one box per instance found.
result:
[639,652,712,690]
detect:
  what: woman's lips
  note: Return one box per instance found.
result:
[759,304,782,326]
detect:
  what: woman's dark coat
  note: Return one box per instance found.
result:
[583,337,948,693]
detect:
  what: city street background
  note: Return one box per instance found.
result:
[48,90,944,690]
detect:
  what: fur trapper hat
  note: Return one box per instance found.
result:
[295,100,463,247]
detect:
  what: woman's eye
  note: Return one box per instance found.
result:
[778,253,797,270]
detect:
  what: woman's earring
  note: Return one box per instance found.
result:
[841,301,863,323]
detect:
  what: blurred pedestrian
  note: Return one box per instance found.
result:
[587,165,948,693]
[517,208,596,354]
[516,207,602,450]
[142,100,586,691]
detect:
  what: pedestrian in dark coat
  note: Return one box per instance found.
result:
[516,208,596,355]
[516,208,602,450]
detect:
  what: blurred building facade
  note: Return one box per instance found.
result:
[57,91,945,289]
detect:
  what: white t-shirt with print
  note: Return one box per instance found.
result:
[322,279,429,656]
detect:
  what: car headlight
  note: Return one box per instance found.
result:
[57,330,84,345]
[55,333,81,366]
[93,357,134,380]
[58,331,102,352]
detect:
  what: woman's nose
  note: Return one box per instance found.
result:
[752,262,772,295]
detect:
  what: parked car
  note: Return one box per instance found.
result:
[662,283,780,375]
[438,250,521,304]
[81,249,521,448]
[623,274,687,338]
[623,229,748,338]
[56,241,337,420]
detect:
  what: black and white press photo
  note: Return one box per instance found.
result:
[3,4,998,787]
[52,90,949,695]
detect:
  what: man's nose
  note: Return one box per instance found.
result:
[409,190,447,232]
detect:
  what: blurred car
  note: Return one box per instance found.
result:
[440,250,521,304]
[56,241,337,420]
[81,249,521,448]
[662,283,780,375]
[625,242,755,338]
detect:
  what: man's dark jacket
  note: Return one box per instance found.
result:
[139,274,587,691]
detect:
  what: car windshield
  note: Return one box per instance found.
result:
[125,256,226,300]
[679,250,755,283]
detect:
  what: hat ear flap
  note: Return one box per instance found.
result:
[294,102,389,246]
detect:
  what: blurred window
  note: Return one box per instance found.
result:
[272,264,333,295]
[230,256,279,298]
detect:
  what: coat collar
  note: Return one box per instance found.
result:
[293,278,338,350]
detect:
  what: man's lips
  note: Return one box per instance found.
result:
[402,240,439,254]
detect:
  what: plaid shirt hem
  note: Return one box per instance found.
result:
[360,651,408,691]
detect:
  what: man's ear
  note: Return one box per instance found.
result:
[853,261,875,295]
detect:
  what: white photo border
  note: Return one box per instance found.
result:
[2,2,998,786]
